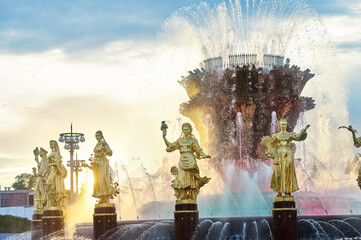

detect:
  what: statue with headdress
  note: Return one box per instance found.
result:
[33,147,49,213]
[87,130,119,205]
[261,118,310,201]
[161,121,211,203]
[44,140,67,208]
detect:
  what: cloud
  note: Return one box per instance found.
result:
[0,94,136,156]
[323,15,361,47]
[0,157,31,169]
[307,0,361,15]
[0,94,138,186]
[0,40,150,108]
[320,12,361,136]
[0,0,170,54]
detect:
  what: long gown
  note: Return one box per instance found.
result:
[92,142,114,198]
[270,131,307,193]
[167,137,204,191]
[46,151,67,205]
[34,156,48,209]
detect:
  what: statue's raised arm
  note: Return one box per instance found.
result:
[291,124,310,141]
[339,125,361,148]
[161,121,173,149]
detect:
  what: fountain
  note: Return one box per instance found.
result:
[137,0,356,229]
[179,63,315,174]
[164,1,322,190]
[30,0,361,239]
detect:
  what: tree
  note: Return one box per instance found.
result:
[11,173,36,190]
[0,215,30,233]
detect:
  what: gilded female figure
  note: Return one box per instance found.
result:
[162,122,211,203]
[90,131,117,204]
[262,118,310,199]
[33,147,48,211]
[45,140,67,207]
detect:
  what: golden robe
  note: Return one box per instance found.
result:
[270,131,307,193]
[46,151,67,206]
[92,142,114,198]
[167,137,203,191]
[34,156,48,209]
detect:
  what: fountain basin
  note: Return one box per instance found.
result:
[74,215,361,240]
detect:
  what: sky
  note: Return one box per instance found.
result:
[0,0,360,191]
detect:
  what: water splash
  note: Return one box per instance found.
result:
[270,111,278,136]
[253,220,259,240]
[169,0,314,65]
[122,161,139,219]
[236,112,243,160]
[205,113,213,154]
[133,0,355,220]
[142,165,161,219]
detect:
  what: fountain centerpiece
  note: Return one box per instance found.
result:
[179,59,314,173]
[167,0,319,178]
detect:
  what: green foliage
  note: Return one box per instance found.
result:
[11,173,36,190]
[0,215,31,233]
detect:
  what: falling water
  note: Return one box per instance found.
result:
[240,171,272,215]
[299,112,307,169]
[253,221,259,240]
[236,112,243,160]
[270,111,278,136]
[142,166,161,219]
[175,117,182,138]
[205,113,213,154]
[122,161,139,219]
[242,222,246,240]
[221,164,242,214]
[170,0,315,64]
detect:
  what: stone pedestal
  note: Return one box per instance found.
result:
[174,203,199,240]
[42,207,64,239]
[31,213,42,240]
[93,203,117,240]
[272,199,298,240]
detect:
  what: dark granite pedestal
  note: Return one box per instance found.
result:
[93,203,117,239]
[42,207,64,239]
[174,203,199,240]
[31,212,42,240]
[272,199,297,240]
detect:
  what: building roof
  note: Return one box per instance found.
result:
[0,190,34,194]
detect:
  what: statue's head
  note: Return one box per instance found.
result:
[279,118,288,131]
[182,123,193,135]
[40,147,48,157]
[49,140,59,151]
[95,130,103,141]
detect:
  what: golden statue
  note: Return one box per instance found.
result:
[161,121,211,204]
[87,131,119,205]
[33,147,49,213]
[261,118,310,201]
[45,140,67,208]
[339,125,361,189]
